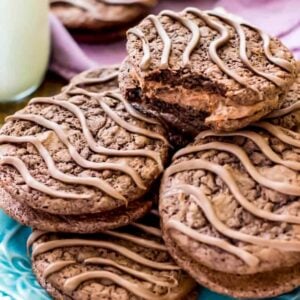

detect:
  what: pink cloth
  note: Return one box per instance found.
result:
[49,0,300,80]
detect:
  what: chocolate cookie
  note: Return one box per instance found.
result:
[160,120,300,298]
[28,211,197,299]
[120,7,297,133]
[0,87,169,232]
[50,0,158,43]
[264,71,300,131]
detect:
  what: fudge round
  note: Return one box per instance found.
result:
[0,90,168,216]
[121,7,298,133]
[160,119,300,298]
[0,67,170,234]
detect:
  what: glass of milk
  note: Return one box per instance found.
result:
[0,0,50,102]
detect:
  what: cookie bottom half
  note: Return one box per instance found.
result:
[0,187,152,234]
[162,228,300,299]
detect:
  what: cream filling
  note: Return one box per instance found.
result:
[207,97,277,122]
[130,65,277,123]
[143,81,277,122]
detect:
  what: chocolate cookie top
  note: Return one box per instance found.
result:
[0,88,169,215]
[264,72,300,130]
[126,7,297,129]
[51,0,157,30]
[28,211,196,299]
[160,120,300,275]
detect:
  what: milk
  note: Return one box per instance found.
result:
[0,0,50,102]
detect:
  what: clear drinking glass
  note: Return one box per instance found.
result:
[0,0,50,103]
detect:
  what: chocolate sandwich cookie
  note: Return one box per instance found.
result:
[0,89,169,232]
[264,70,300,131]
[50,0,158,43]
[160,121,300,298]
[120,7,297,133]
[28,211,197,300]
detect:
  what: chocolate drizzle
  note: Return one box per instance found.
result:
[32,238,177,269]
[147,14,171,69]
[196,129,300,171]
[0,135,125,201]
[129,7,294,90]
[99,99,167,144]
[207,10,290,85]
[163,121,300,267]
[62,271,179,299]
[173,142,300,196]
[0,156,92,200]
[185,8,260,95]
[254,121,300,147]
[28,217,195,299]
[127,28,151,70]
[160,10,200,67]
[266,101,300,119]
[166,218,259,268]
[63,68,119,95]
[1,89,167,203]
[29,96,165,170]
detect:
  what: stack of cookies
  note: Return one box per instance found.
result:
[121,7,300,299]
[1,6,300,300]
[0,66,197,299]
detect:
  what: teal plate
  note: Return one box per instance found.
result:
[0,210,300,300]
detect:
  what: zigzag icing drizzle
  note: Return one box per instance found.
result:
[174,142,300,196]
[164,122,300,267]
[185,8,259,95]
[0,135,124,201]
[265,102,300,119]
[206,10,293,79]
[102,91,161,125]
[160,10,200,67]
[129,7,294,90]
[63,68,119,94]
[167,218,259,268]
[147,14,171,69]
[27,216,195,299]
[0,156,93,200]
[127,28,151,70]
[264,69,300,119]
[29,96,165,167]
[1,90,167,202]
[254,121,300,147]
